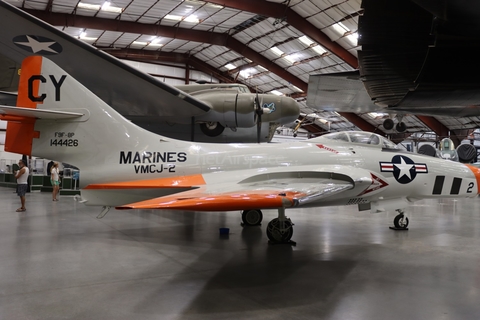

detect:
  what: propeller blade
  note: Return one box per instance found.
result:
[254,91,263,143]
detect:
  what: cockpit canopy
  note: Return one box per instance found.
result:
[307,131,399,149]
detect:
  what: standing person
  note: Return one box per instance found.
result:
[51,162,60,201]
[14,159,29,212]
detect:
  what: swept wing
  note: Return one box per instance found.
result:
[105,166,374,211]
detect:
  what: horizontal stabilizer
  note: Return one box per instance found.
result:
[0,105,84,120]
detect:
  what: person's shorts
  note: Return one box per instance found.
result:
[17,184,28,196]
[51,179,60,186]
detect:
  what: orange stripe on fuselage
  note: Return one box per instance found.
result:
[84,174,207,189]
[5,56,43,156]
[465,164,480,194]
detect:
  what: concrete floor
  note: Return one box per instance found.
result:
[1,186,480,319]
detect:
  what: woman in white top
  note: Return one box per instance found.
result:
[51,162,60,201]
[15,159,29,212]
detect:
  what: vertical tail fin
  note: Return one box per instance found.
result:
[5,56,42,155]
[4,56,170,171]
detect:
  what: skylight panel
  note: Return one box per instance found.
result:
[312,45,327,55]
[79,31,97,41]
[184,15,200,23]
[165,14,183,21]
[346,32,358,46]
[270,46,284,56]
[77,1,123,13]
[224,63,236,70]
[299,35,314,46]
[332,22,350,36]
[101,1,122,13]
[77,2,100,10]
[284,54,298,64]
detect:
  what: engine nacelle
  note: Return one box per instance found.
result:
[195,92,256,128]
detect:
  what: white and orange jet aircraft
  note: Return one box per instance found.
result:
[2,56,480,243]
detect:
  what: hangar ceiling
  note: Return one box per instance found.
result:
[4,0,479,142]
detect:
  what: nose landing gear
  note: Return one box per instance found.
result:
[389,209,409,230]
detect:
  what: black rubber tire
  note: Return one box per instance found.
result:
[200,122,225,137]
[241,209,263,226]
[394,215,409,228]
[396,122,407,132]
[266,218,293,242]
[383,118,394,130]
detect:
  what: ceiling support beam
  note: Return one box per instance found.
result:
[26,10,308,91]
[416,115,462,146]
[205,0,358,68]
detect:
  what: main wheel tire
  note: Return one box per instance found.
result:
[242,209,263,226]
[200,122,225,137]
[266,218,293,243]
[394,215,409,228]
[383,118,394,130]
[396,121,407,132]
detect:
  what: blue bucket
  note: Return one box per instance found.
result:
[219,228,230,235]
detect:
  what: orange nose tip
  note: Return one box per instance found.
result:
[465,164,480,194]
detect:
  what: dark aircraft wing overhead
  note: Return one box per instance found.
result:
[307,70,480,117]
[0,1,210,123]
[307,71,380,114]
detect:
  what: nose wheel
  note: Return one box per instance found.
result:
[389,209,409,230]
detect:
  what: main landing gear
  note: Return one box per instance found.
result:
[383,116,407,133]
[241,209,263,226]
[241,207,295,245]
[389,209,409,230]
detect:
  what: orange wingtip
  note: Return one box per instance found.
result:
[84,174,206,190]
[116,190,303,211]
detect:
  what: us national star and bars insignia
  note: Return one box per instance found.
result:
[13,35,63,55]
[380,155,428,184]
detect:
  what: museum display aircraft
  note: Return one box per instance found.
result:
[308,0,480,133]
[0,0,299,143]
[2,56,480,243]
